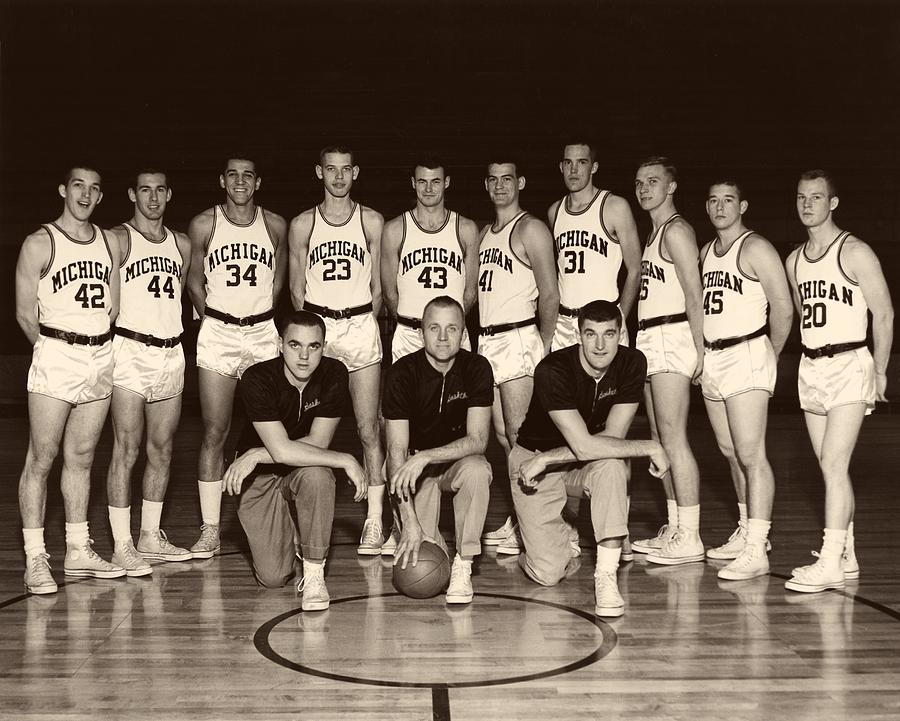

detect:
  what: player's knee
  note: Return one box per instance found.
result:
[819,454,851,483]
[254,567,292,589]
[583,459,628,492]
[733,444,764,473]
[304,467,336,494]
[145,437,174,469]
[356,418,380,447]
[523,553,568,587]
[27,439,61,473]
[454,458,492,492]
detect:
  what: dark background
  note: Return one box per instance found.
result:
[1,0,898,356]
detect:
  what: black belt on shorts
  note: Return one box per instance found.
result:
[115,327,181,349]
[204,306,275,327]
[397,315,421,330]
[304,301,372,320]
[802,340,867,359]
[637,313,688,331]
[558,301,619,318]
[480,317,536,337]
[39,324,112,346]
[704,326,767,351]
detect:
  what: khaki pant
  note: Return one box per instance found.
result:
[509,444,627,586]
[237,466,335,588]
[414,455,492,558]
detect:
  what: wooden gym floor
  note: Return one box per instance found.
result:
[1,411,898,721]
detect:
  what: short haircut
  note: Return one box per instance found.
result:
[319,145,355,166]
[708,178,743,201]
[423,295,464,321]
[563,139,597,163]
[411,155,446,178]
[224,155,257,174]
[486,155,522,177]
[63,164,102,186]
[134,168,168,188]
[578,300,622,331]
[279,310,326,340]
[638,156,678,183]
[799,168,838,198]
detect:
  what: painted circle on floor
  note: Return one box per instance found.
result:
[255,592,618,688]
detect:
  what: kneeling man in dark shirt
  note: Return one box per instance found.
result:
[223,310,366,611]
[383,296,494,604]
[511,300,669,617]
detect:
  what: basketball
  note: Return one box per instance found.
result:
[392,540,451,599]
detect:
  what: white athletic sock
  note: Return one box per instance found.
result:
[302,558,325,574]
[108,506,132,545]
[198,480,223,526]
[65,521,89,548]
[596,545,622,574]
[745,518,771,547]
[141,500,163,534]
[367,484,385,519]
[23,527,46,557]
[666,499,679,528]
[820,528,847,565]
[738,502,748,526]
[678,505,700,533]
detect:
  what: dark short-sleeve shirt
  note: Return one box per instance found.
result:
[516,344,646,452]
[238,355,352,475]
[382,348,494,451]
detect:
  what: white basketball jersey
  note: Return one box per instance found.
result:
[397,210,466,318]
[118,223,184,338]
[305,203,372,308]
[478,211,537,326]
[37,223,113,335]
[552,190,622,307]
[701,231,768,341]
[638,214,685,321]
[794,232,868,348]
[204,205,277,317]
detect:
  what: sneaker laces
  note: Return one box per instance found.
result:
[449,558,471,586]
[29,552,53,577]
[594,570,621,601]
[197,524,218,545]
[360,519,382,545]
[117,541,145,566]
[298,563,326,594]
[155,529,181,553]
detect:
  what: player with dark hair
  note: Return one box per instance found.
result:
[700,180,793,580]
[385,296,494,604]
[632,157,706,565]
[186,156,288,559]
[16,165,124,593]
[288,145,386,555]
[222,310,366,610]
[105,169,194,575]
[509,300,668,617]
[784,169,893,593]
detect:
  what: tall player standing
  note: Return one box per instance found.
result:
[382,157,479,363]
[16,165,125,593]
[289,146,384,552]
[477,158,559,551]
[186,157,287,559]
[700,180,793,580]
[105,170,194,576]
[784,169,893,593]
[632,157,706,565]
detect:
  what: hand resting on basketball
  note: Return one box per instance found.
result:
[393,518,425,570]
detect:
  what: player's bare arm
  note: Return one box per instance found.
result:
[664,218,704,381]
[287,209,315,310]
[742,233,793,357]
[380,215,404,317]
[391,406,491,502]
[604,193,642,320]
[516,216,559,351]
[459,216,480,313]
[264,210,288,307]
[174,231,193,286]
[547,199,562,229]
[223,416,342,495]
[14,228,52,344]
[102,228,122,323]
[517,408,667,486]
[843,237,894,400]
[385,418,425,568]
[186,208,214,316]
[784,249,803,316]
[362,206,385,317]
